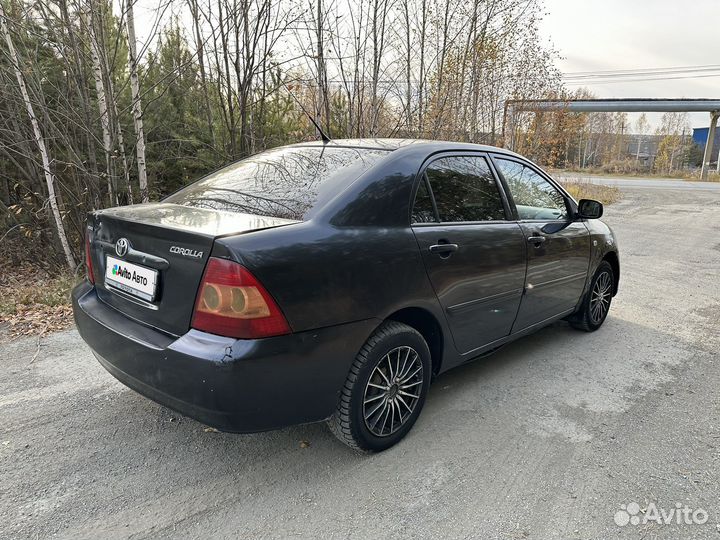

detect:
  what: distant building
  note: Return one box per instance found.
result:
[624,134,664,167]
[692,127,720,161]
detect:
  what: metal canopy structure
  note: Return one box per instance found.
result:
[503,98,720,179]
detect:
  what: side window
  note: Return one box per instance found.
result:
[494,158,568,220]
[423,156,506,222]
[411,177,436,223]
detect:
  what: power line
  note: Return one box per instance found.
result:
[563,63,720,77]
[565,69,720,81]
[561,65,720,86]
[564,73,720,85]
[564,67,720,82]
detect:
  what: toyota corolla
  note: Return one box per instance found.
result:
[73,139,619,452]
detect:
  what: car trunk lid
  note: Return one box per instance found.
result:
[88,203,297,336]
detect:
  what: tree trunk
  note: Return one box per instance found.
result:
[216,0,237,156]
[417,0,427,136]
[86,7,115,205]
[58,0,102,207]
[316,0,331,136]
[1,4,76,270]
[106,70,134,204]
[401,0,412,132]
[370,0,387,137]
[188,0,215,148]
[125,0,149,202]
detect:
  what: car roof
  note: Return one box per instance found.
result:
[285,138,525,159]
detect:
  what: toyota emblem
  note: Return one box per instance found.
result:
[115,238,129,257]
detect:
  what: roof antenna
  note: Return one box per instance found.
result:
[282,81,331,144]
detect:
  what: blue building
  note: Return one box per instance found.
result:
[692,127,720,161]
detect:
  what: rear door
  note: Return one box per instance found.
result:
[411,153,527,354]
[492,156,591,331]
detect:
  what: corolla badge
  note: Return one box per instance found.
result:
[115,238,129,257]
[169,245,204,259]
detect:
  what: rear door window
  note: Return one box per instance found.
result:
[411,177,436,224]
[421,156,506,223]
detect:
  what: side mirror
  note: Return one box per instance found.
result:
[577,199,603,219]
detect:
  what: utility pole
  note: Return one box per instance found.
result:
[701,112,718,180]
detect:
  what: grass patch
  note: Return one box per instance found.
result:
[0,264,80,339]
[560,179,622,205]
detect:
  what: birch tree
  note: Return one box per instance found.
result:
[0,3,77,270]
[125,0,149,202]
[86,7,115,204]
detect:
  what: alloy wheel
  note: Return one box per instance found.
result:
[590,270,612,324]
[363,346,424,437]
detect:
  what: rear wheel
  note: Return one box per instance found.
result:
[570,261,614,332]
[328,321,431,452]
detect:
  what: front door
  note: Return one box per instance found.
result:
[492,156,591,331]
[411,154,527,354]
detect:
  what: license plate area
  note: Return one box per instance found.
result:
[105,255,158,302]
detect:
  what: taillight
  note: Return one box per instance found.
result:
[191,257,291,339]
[85,229,95,284]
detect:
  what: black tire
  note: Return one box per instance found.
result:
[327,321,432,452]
[570,261,614,332]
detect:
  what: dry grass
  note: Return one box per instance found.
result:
[550,167,720,183]
[560,179,622,205]
[0,263,79,339]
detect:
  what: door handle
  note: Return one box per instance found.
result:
[429,243,459,256]
[527,235,546,246]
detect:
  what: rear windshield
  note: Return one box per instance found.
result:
[165,146,388,220]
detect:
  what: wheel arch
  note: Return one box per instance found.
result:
[602,250,620,296]
[386,307,444,376]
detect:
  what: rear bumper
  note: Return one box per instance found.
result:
[72,282,378,432]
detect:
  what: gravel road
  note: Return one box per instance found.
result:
[557,172,720,191]
[2,182,720,539]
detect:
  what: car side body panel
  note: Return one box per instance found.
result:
[511,220,591,331]
[412,221,527,354]
[582,217,620,297]
[215,222,443,334]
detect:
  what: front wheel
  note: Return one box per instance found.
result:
[327,321,431,452]
[570,261,614,332]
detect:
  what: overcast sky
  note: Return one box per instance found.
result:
[540,0,719,129]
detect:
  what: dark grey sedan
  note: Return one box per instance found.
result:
[73,139,619,452]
